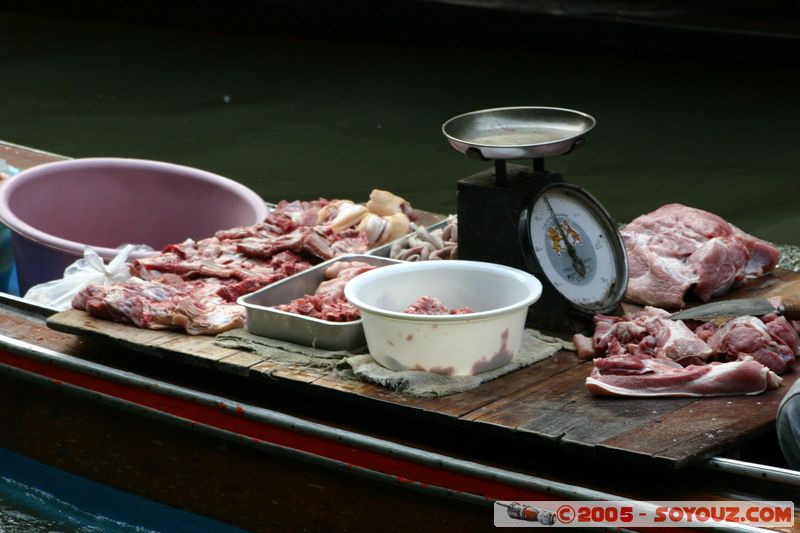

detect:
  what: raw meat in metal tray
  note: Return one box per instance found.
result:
[273,261,377,322]
[622,204,779,308]
[586,356,782,397]
[314,262,376,300]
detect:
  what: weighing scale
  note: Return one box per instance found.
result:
[442,107,628,335]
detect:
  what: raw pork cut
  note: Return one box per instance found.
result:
[573,307,713,365]
[274,261,377,322]
[403,296,474,315]
[586,356,782,397]
[236,226,369,262]
[622,204,779,308]
[574,306,799,375]
[707,315,799,374]
[131,238,310,286]
[72,274,246,335]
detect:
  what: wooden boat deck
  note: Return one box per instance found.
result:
[3,140,800,531]
[3,138,797,469]
[48,265,800,469]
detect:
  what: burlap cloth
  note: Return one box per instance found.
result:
[215,328,573,398]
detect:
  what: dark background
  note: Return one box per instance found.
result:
[2,1,799,242]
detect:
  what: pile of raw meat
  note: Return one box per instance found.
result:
[623,204,780,308]
[72,190,416,335]
[274,261,376,322]
[403,296,473,315]
[575,304,795,397]
[581,203,790,398]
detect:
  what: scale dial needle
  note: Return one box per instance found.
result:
[544,197,587,278]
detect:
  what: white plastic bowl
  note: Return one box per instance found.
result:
[344,260,542,376]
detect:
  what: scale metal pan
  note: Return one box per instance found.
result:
[442,107,595,160]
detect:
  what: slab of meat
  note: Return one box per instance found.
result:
[403,296,474,315]
[237,227,368,262]
[622,204,779,308]
[215,199,330,240]
[707,315,798,374]
[133,238,301,281]
[72,275,245,335]
[574,307,713,365]
[274,261,377,322]
[575,305,799,375]
[586,355,782,397]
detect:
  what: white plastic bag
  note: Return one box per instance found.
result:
[24,244,148,311]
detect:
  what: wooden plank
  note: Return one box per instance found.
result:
[470,363,692,455]
[304,347,584,417]
[597,369,800,467]
[157,335,239,364]
[47,310,186,356]
[47,309,243,369]
[250,360,326,384]
[215,351,267,375]
[310,373,431,407]
[41,267,800,468]
[48,310,333,380]
[447,350,582,420]
[48,309,249,368]
[0,141,66,170]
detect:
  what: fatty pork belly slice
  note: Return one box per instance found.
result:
[707,316,798,374]
[586,355,782,398]
[72,275,245,335]
[621,203,780,308]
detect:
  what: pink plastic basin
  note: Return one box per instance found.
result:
[0,158,268,293]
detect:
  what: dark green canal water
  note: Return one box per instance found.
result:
[1,8,799,249]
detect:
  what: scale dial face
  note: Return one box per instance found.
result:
[521,183,627,315]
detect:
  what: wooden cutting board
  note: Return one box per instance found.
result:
[47,268,800,468]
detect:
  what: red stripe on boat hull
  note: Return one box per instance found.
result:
[0,349,549,502]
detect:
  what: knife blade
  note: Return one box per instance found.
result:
[669,297,800,321]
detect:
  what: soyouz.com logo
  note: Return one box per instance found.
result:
[493,500,794,528]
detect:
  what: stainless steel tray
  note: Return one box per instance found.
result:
[442,107,595,160]
[238,254,401,350]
